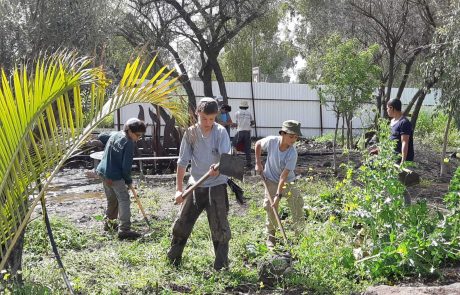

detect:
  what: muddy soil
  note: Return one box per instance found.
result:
[38,139,459,292]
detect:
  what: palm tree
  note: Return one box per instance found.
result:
[0,51,187,274]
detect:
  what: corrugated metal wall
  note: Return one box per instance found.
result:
[115,81,439,138]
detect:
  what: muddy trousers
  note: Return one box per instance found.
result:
[233,130,251,165]
[102,179,131,231]
[167,184,231,270]
[263,179,305,238]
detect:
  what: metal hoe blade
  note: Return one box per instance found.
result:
[219,153,245,180]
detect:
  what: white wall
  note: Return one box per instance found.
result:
[115,81,439,138]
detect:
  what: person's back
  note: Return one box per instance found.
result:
[233,100,253,167]
[235,108,252,131]
[390,116,414,162]
[96,118,146,240]
[387,99,414,163]
[97,131,134,183]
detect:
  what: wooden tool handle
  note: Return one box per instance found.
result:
[130,187,151,227]
[174,163,220,204]
[260,173,288,244]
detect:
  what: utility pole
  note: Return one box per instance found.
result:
[250,27,258,138]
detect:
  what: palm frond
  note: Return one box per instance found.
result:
[0,51,186,270]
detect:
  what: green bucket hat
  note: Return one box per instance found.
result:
[279,120,302,137]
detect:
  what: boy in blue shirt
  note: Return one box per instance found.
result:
[168,97,232,270]
[96,118,146,240]
[255,120,305,247]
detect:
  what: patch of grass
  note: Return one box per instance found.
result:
[24,217,105,255]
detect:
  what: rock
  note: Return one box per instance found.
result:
[258,252,292,286]
[364,283,460,295]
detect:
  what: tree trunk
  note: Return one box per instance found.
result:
[440,104,454,176]
[341,115,345,147]
[384,47,396,106]
[165,45,197,113]
[376,83,385,121]
[396,55,416,100]
[209,56,229,104]
[404,76,438,117]
[410,92,427,132]
[333,114,340,173]
[199,61,214,98]
[5,233,24,285]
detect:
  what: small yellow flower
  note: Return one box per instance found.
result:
[444,158,449,163]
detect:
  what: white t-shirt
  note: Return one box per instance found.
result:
[234,109,253,131]
[260,136,297,183]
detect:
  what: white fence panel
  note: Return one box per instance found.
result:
[115,80,439,138]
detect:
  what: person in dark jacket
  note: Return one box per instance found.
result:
[96,118,146,240]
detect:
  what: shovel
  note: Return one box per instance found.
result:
[259,173,289,245]
[175,153,245,204]
[130,187,152,228]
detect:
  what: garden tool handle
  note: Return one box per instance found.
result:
[130,187,151,228]
[259,173,289,244]
[174,163,220,205]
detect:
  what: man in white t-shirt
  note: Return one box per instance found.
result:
[255,120,305,248]
[232,100,254,168]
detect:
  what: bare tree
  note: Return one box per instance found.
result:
[123,0,271,105]
[296,0,449,129]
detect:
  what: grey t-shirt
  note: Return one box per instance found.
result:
[260,136,297,183]
[177,123,231,187]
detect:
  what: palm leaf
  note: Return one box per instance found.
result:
[0,51,186,270]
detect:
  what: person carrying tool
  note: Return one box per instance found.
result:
[255,120,305,248]
[96,118,146,240]
[168,97,232,270]
[232,100,254,168]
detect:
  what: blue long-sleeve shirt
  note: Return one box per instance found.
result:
[96,131,134,185]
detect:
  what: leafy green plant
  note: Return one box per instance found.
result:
[415,109,460,149]
[331,120,458,279]
[0,51,187,273]
[24,218,99,255]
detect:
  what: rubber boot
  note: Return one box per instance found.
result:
[213,241,229,270]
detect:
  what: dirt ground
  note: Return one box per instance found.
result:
[37,139,460,292]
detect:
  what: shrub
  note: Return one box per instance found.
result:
[415,109,460,149]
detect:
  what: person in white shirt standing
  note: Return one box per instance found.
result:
[232,100,254,168]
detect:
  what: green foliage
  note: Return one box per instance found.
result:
[288,223,368,294]
[415,109,460,149]
[97,113,114,128]
[304,34,381,115]
[9,121,460,294]
[326,120,459,279]
[303,34,381,148]
[0,51,187,270]
[313,131,339,143]
[24,217,102,255]
[219,6,294,83]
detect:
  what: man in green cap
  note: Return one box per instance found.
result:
[254,120,305,248]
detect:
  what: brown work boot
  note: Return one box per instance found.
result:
[266,234,276,248]
[118,230,141,240]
